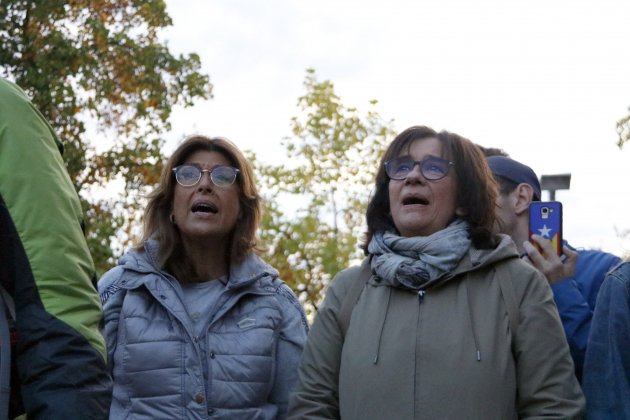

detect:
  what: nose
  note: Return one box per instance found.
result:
[405,163,425,183]
[197,170,214,190]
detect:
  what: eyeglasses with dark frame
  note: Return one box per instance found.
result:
[384,156,454,181]
[172,164,239,187]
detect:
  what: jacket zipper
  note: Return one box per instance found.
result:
[417,289,426,304]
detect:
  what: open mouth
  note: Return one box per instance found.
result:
[191,202,218,214]
[402,196,429,206]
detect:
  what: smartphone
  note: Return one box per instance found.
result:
[529,201,563,256]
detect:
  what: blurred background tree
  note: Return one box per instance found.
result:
[617,107,630,148]
[0,0,212,274]
[256,69,395,315]
[0,2,395,314]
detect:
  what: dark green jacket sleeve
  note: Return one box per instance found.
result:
[0,78,112,419]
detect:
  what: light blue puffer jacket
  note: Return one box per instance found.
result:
[98,240,308,419]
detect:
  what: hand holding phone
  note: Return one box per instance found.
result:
[529,201,563,256]
[523,237,578,284]
[525,201,577,284]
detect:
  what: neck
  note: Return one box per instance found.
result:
[512,217,531,254]
[182,238,229,281]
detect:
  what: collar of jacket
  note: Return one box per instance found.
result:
[116,239,279,291]
[449,234,520,278]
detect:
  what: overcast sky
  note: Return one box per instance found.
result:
[160,0,630,255]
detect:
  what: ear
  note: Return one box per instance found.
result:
[455,207,467,216]
[513,183,535,216]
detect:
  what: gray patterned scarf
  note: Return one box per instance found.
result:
[367,219,471,290]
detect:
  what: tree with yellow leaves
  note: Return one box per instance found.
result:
[0,0,212,273]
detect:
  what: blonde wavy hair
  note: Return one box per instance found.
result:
[137,135,262,282]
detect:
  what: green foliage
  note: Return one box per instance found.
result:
[0,0,212,274]
[617,107,630,148]
[257,69,395,315]
[82,197,124,275]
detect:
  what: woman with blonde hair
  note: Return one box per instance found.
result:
[99,135,307,419]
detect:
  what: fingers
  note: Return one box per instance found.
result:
[561,245,578,277]
[562,245,578,260]
[522,236,571,284]
[522,240,544,266]
[530,234,560,258]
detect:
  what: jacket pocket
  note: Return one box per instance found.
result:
[206,302,282,406]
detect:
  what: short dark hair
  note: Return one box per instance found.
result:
[494,175,540,202]
[477,145,510,158]
[495,175,519,196]
[363,125,499,252]
[487,156,542,201]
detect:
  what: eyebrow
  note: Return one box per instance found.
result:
[395,154,444,160]
[184,162,229,169]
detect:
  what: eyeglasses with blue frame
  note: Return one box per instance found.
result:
[384,156,454,181]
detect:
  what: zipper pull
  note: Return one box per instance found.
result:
[418,290,426,304]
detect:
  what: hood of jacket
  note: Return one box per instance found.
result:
[449,233,520,277]
[117,239,280,290]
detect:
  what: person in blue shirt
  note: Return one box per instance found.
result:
[485,155,621,381]
[582,260,630,419]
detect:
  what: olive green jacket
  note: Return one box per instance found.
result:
[288,235,584,419]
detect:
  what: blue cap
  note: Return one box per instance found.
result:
[486,156,541,200]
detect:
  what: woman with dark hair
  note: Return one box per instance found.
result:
[288,126,584,419]
[99,135,308,419]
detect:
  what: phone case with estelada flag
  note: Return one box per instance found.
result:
[529,201,563,256]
